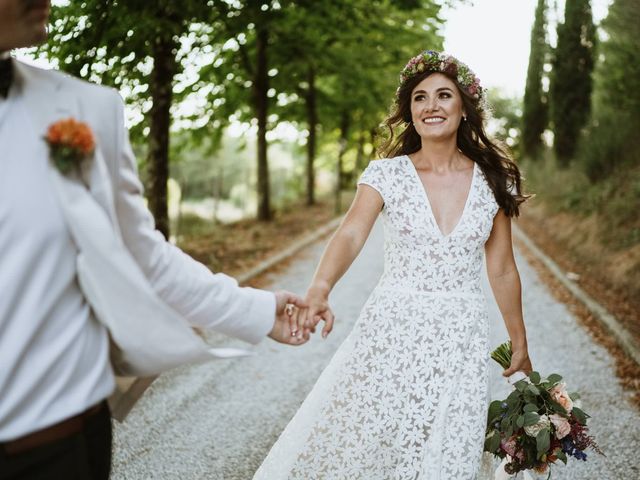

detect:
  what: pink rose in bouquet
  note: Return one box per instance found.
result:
[549,413,571,439]
[549,382,574,413]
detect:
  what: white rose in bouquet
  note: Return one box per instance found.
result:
[524,414,550,437]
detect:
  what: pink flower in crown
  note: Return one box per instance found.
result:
[468,83,478,95]
[443,61,458,76]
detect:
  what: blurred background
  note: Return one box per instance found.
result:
[17,0,638,331]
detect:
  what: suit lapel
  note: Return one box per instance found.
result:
[13,60,70,138]
[14,60,120,232]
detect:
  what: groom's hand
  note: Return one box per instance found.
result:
[268,290,310,346]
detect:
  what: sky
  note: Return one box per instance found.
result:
[441,0,612,96]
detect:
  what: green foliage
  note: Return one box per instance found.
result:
[536,428,550,458]
[578,0,640,180]
[522,0,549,158]
[521,153,640,249]
[45,0,216,141]
[550,0,596,165]
[487,88,522,152]
[43,0,444,223]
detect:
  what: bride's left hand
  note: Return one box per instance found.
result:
[502,349,533,377]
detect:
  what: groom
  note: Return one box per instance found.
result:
[0,1,310,479]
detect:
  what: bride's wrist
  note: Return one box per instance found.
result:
[307,280,331,297]
[511,338,528,353]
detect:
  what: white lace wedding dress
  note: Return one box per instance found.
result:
[253,155,501,480]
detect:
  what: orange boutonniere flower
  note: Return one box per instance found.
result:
[45,118,95,174]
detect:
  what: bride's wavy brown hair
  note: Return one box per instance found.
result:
[378,71,531,217]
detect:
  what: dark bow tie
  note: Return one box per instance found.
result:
[0,57,13,99]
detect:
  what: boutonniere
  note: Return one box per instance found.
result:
[45,118,95,175]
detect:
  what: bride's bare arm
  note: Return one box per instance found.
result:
[484,208,533,376]
[305,184,384,338]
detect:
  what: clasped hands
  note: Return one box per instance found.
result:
[268,285,335,346]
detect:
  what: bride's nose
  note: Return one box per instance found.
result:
[423,97,439,113]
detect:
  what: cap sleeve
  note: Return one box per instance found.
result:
[357,161,387,201]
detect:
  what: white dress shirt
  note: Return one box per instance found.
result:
[0,78,114,441]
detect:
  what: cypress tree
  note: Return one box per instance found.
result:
[580,0,640,180]
[522,0,548,159]
[550,0,596,166]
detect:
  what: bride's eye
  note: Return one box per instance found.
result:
[414,94,426,101]
[439,92,452,99]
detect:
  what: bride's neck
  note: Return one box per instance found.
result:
[411,139,462,173]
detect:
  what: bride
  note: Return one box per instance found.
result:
[253,50,533,480]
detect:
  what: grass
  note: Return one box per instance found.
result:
[520,152,640,250]
[515,149,640,348]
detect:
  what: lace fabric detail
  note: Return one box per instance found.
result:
[253,155,500,480]
[361,156,499,294]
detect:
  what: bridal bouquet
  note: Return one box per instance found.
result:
[484,341,603,478]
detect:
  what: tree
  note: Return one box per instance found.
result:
[271,0,443,206]
[203,0,304,221]
[521,0,548,158]
[488,89,522,151]
[579,0,640,180]
[549,0,596,166]
[46,0,216,238]
[46,0,444,226]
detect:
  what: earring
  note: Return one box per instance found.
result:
[462,115,467,122]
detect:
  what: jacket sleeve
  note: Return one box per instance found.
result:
[107,90,275,344]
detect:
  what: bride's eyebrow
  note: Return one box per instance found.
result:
[413,87,454,96]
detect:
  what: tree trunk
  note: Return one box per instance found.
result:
[335,110,350,214]
[147,34,176,239]
[369,127,377,156]
[355,129,366,172]
[212,164,223,224]
[305,65,317,206]
[254,26,272,221]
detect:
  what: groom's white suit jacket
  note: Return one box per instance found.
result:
[11,60,276,376]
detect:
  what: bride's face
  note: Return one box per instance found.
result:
[410,73,465,142]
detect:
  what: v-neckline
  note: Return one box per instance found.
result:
[405,155,477,239]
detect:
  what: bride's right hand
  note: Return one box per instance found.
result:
[304,283,335,339]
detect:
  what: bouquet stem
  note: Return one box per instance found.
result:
[491,340,513,370]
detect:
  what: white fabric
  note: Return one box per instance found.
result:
[0,60,276,440]
[0,82,113,441]
[48,164,256,377]
[254,155,500,480]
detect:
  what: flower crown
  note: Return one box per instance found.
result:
[398,50,484,102]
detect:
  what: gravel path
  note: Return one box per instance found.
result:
[111,221,639,479]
